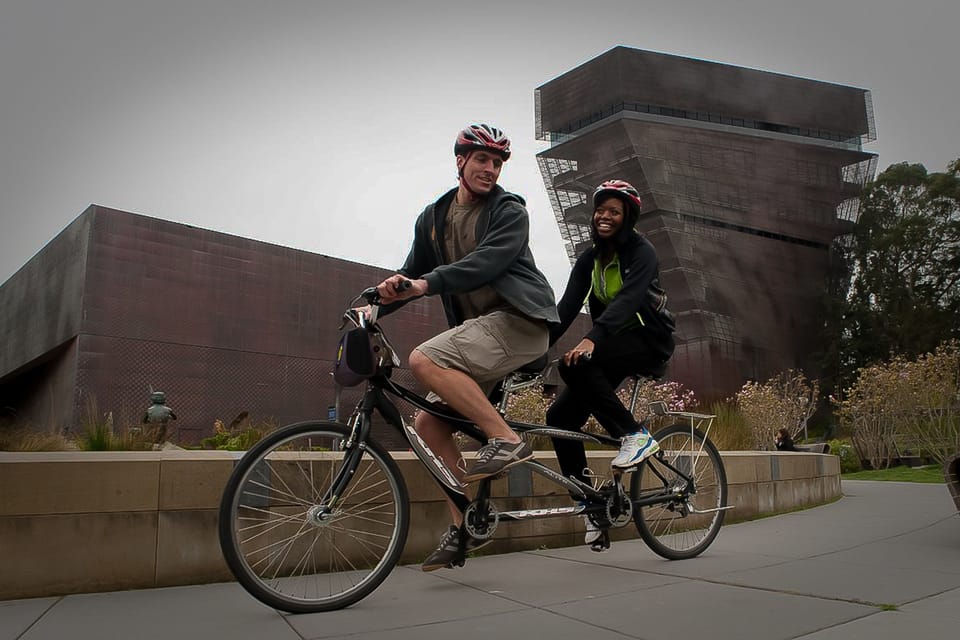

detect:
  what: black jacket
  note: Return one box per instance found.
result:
[551,231,674,358]
[385,185,559,328]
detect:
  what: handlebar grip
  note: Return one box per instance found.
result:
[395,279,412,292]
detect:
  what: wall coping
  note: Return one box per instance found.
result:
[0,449,840,600]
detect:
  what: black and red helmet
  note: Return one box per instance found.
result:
[454,123,511,160]
[593,179,642,219]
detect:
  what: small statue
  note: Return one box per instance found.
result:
[143,391,177,443]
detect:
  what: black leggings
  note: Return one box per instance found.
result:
[546,330,667,488]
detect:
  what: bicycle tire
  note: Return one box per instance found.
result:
[630,423,727,560]
[218,420,410,613]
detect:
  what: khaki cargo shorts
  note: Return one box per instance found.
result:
[416,310,548,403]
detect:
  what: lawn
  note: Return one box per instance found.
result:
[843,465,946,483]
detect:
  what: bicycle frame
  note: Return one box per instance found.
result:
[336,361,700,529]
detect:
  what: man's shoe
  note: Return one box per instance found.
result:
[461,438,534,483]
[611,430,660,469]
[421,525,493,572]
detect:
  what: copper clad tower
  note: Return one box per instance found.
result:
[536,47,877,398]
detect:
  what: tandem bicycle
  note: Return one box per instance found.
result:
[218,286,730,613]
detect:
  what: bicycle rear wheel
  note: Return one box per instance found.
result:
[218,421,409,613]
[630,423,727,559]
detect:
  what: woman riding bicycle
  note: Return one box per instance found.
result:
[546,179,676,544]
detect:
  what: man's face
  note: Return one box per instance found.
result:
[457,150,503,195]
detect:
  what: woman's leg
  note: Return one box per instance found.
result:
[558,331,660,438]
[545,387,593,487]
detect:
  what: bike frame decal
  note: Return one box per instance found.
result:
[401,417,465,494]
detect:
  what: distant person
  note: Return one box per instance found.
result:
[374,123,559,570]
[143,391,177,443]
[545,179,675,547]
[775,428,796,451]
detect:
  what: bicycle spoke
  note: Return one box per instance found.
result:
[632,423,727,559]
[219,422,409,612]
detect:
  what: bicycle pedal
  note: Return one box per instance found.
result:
[590,531,611,552]
[589,540,610,552]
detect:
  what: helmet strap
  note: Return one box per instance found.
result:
[456,152,482,201]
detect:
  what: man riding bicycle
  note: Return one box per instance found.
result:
[375,123,559,570]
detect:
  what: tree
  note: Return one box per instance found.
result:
[820,159,960,396]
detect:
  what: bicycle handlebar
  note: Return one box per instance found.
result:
[358,278,412,306]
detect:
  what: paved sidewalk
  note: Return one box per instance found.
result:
[3,480,959,640]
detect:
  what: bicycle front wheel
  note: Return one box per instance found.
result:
[218,421,409,613]
[630,423,727,560]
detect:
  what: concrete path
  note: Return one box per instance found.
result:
[3,480,958,640]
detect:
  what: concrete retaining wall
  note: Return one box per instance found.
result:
[0,449,839,600]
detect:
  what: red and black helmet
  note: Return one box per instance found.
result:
[454,123,511,160]
[593,179,642,219]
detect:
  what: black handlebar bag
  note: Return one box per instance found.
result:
[333,326,376,387]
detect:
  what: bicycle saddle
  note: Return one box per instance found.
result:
[515,353,549,375]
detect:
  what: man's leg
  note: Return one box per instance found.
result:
[414,409,467,524]
[410,350,520,443]
[415,408,495,571]
[412,312,546,482]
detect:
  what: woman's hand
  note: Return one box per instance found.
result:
[563,338,595,366]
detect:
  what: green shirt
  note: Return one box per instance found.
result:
[591,254,644,330]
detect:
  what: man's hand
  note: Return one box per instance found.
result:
[563,338,595,366]
[376,274,428,304]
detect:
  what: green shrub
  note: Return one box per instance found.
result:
[201,418,276,451]
[75,401,152,451]
[708,401,753,451]
[827,439,862,473]
[0,425,74,451]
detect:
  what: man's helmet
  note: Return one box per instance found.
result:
[454,123,511,160]
[593,179,643,219]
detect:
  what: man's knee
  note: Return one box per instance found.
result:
[408,349,436,381]
[415,410,453,439]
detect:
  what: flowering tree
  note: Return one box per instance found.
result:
[619,379,699,432]
[735,370,819,450]
[839,341,959,468]
[900,342,960,465]
[834,362,904,469]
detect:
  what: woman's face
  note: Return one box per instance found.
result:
[593,196,625,241]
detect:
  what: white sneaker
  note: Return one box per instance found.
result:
[583,514,601,545]
[611,430,660,469]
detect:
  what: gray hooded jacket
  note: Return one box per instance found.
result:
[385,185,558,328]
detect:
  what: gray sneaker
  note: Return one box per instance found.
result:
[461,438,534,483]
[421,525,493,572]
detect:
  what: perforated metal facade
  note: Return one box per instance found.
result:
[537,47,877,399]
[0,206,588,447]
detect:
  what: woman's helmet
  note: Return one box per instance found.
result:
[593,179,642,219]
[454,123,511,160]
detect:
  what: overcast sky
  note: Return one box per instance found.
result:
[1,0,957,296]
